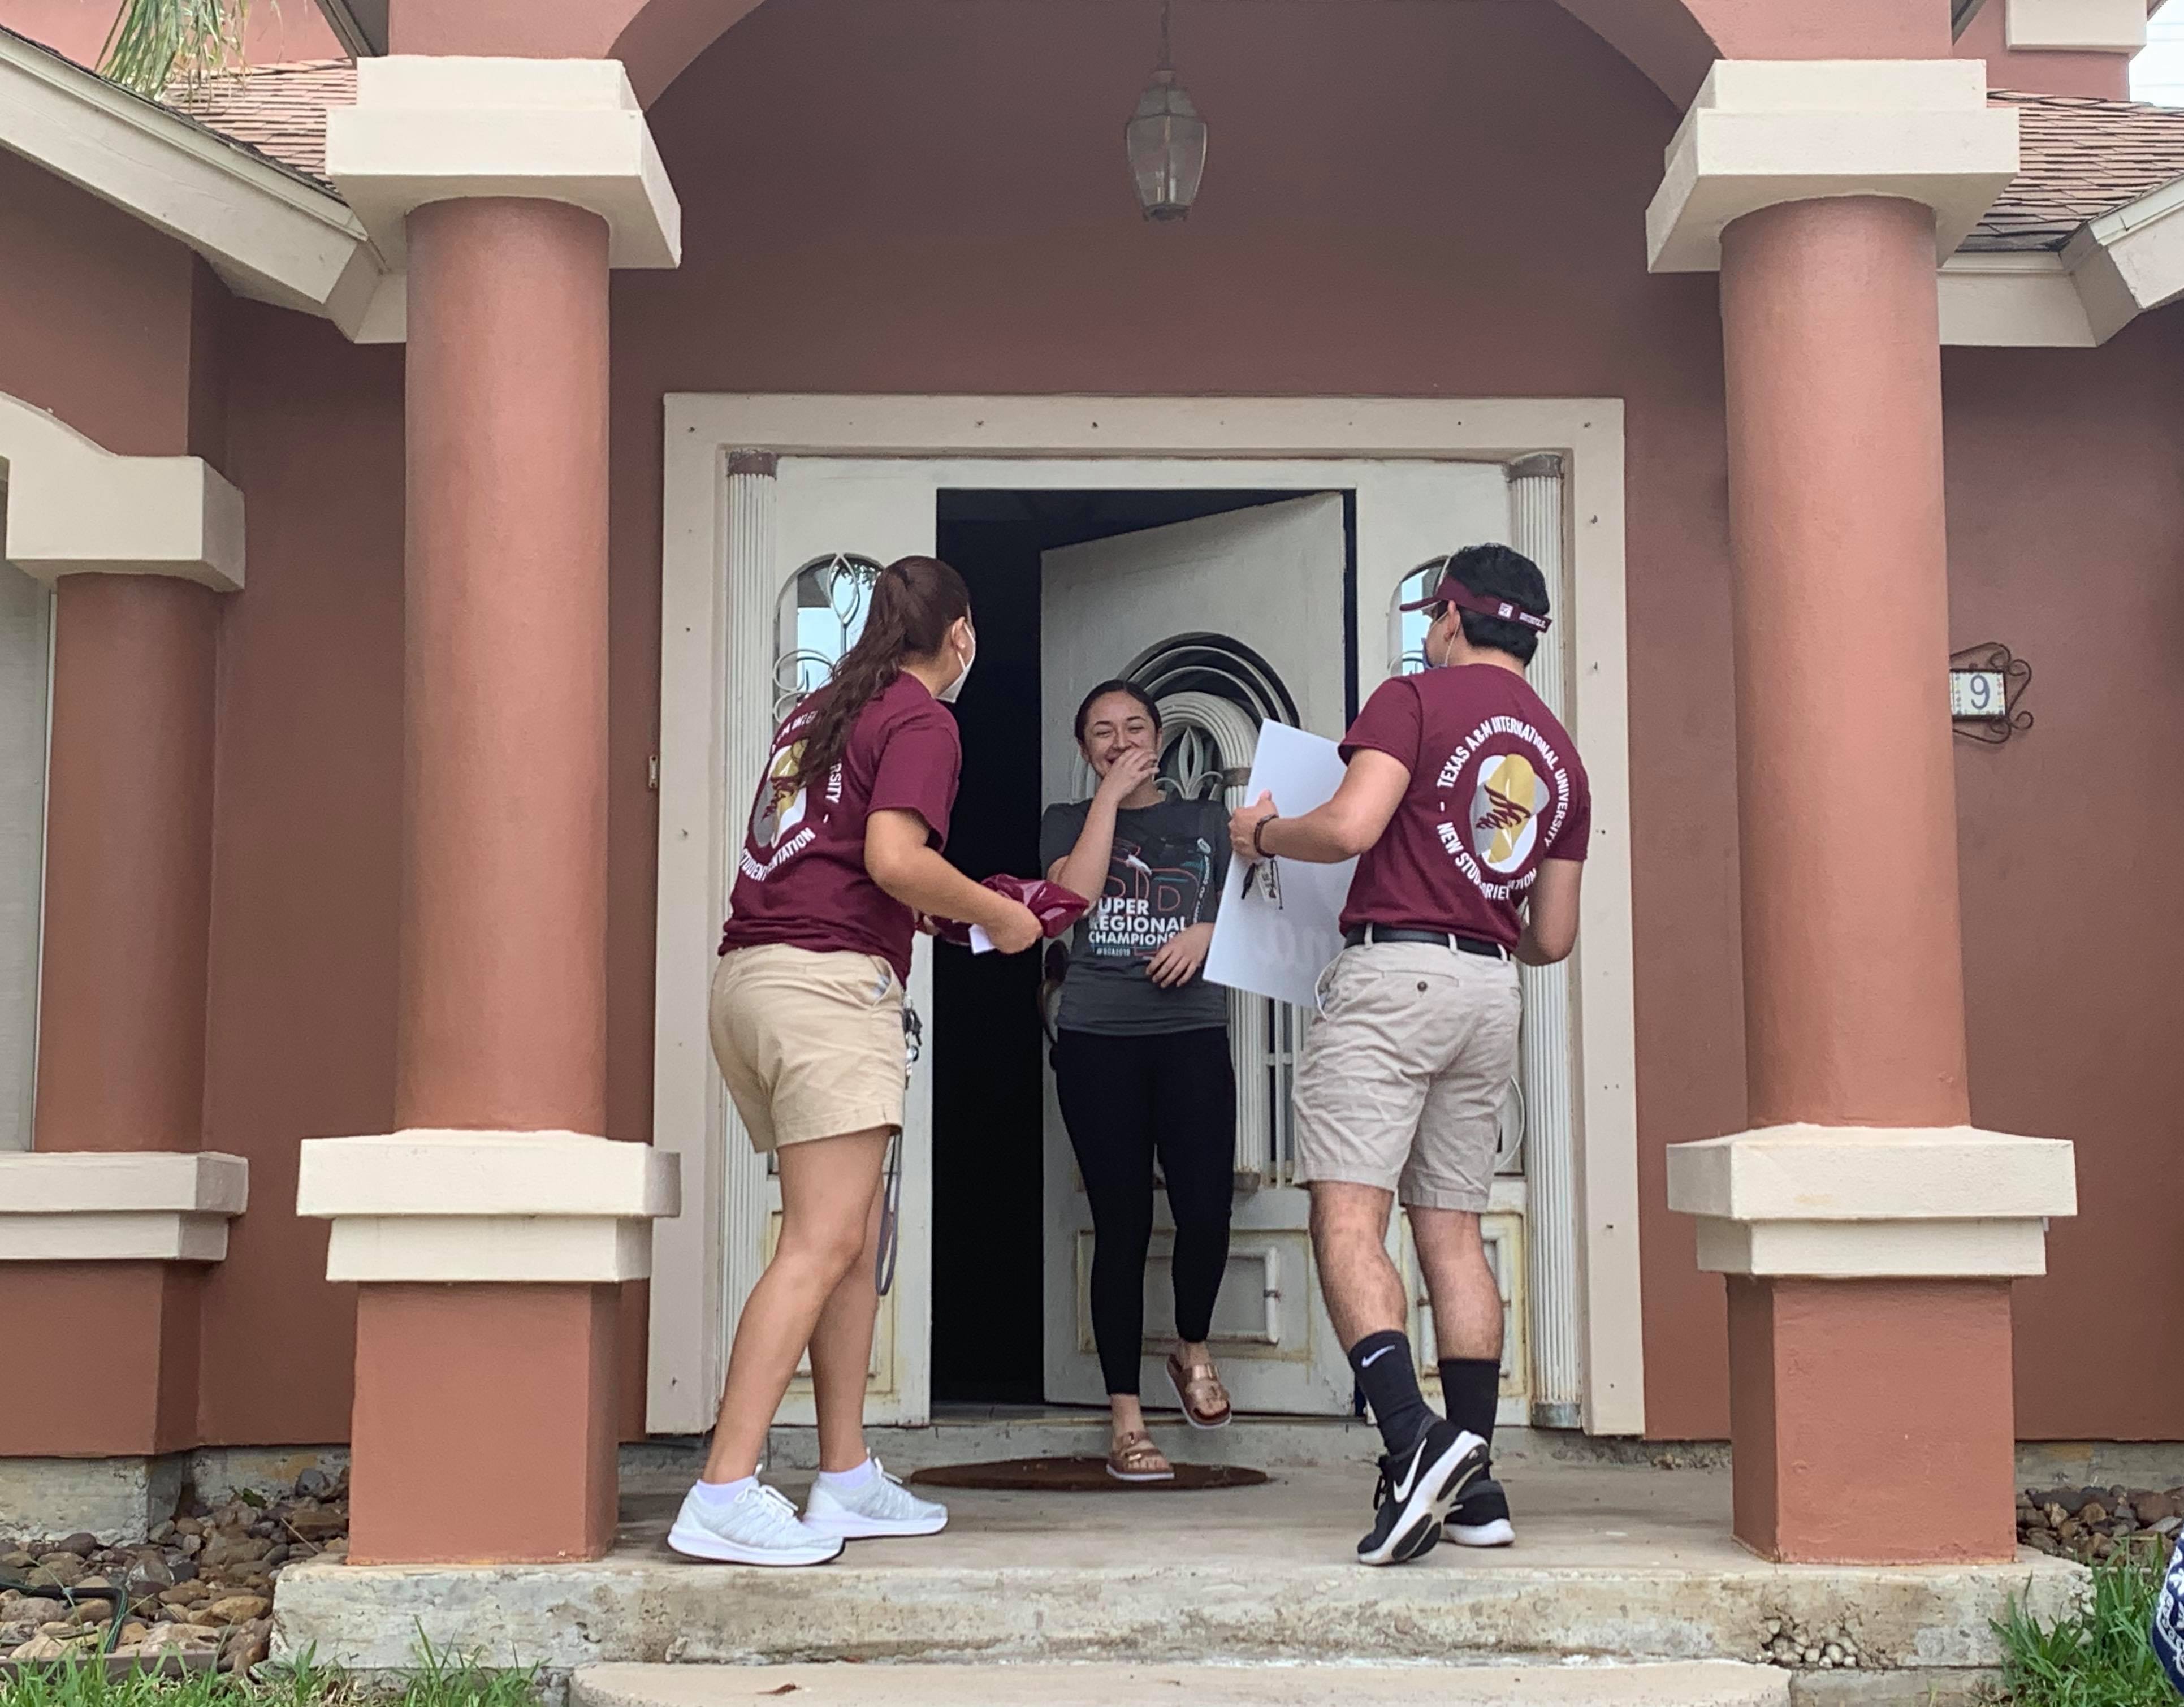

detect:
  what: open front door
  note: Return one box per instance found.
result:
[1039,495,1355,1414]
[718,458,941,1427]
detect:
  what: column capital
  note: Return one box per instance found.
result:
[0,1151,248,1261]
[297,1131,681,1283]
[326,57,681,271]
[0,393,243,591]
[1667,1123,2076,1278]
[1646,59,2021,273]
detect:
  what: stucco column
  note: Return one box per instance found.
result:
[1723,195,1970,1130]
[301,57,681,1565]
[1650,62,2073,1563]
[0,397,248,1537]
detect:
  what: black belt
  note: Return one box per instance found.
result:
[1343,924,1508,960]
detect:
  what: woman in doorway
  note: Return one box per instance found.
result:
[1041,681,1238,1483]
[671,555,1044,1567]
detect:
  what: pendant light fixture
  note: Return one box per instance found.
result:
[1125,0,1207,222]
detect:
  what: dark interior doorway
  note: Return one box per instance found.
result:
[928,489,1310,1405]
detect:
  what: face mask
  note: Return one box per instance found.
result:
[935,633,975,704]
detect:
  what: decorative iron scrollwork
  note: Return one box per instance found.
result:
[1949,642,2033,745]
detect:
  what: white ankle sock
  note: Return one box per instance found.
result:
[815,1457,877,1493]
[689,1475,755,1512]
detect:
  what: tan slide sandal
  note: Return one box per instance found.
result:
[1106,1431,1176,1484]
[1167,1351,1233,1431]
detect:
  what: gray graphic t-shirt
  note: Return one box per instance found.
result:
[1038,796,1231,1036]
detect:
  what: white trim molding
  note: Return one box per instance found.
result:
[1939,176,2184,347]
[0,1151,248,1261]
[2066,175,2184,340]
[0,29,396,343]
[1939,253,2098,347]
[1666,1123,2077,1279]
[296,1130,681,1283]
[326,58,681,271]
[1649,60,2021,273]
[2006,0,2148,53]
[652,395,1645,1434]
[0,392,244,591]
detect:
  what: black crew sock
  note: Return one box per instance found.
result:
[1438,1356,1501,1455]
[1349,1330,1437,1458]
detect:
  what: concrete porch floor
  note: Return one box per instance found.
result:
[274,1418,2084,1689]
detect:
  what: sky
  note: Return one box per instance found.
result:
[2135,2,2184,103]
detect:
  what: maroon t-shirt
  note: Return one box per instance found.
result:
[718,673,962,982]
[1338,665,1590,949]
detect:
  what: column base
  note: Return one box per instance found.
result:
[1670,1124,2074,1563]
[0,1263,205,1460]
[351,1283,619,1564]
[301,1133,676,1563]
[1730,1275,2017,1562]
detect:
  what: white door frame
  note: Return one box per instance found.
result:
[650,394,1644,1437]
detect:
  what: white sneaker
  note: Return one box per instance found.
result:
[667,1481,844,1566]
[802,1458,949,1539]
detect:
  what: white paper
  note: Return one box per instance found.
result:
[968,924,996,955]
[1203,721,1359,1011]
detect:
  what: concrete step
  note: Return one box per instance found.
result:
[273,1462,2083,1678]
[571,1661,1792,1707]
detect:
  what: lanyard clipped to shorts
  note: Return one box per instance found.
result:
[875,997,921,1298]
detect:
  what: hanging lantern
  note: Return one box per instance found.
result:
[1126,2,1206,222]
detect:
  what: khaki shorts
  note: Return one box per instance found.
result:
[1291,941,1521,1212]
[710,943,906,1154]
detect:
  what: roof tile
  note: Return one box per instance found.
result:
[1970,89,2184,251]
[162,58,355,188]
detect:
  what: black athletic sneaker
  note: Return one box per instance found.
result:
[1446,1471,1516,1548]
[1356,1419,1489,1566]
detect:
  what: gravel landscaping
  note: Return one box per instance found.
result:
[2,1470,350,1674]
[2019,1482,2184,1565]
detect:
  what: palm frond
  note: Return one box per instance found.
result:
[99,0,253,97]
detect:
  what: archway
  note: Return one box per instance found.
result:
[384,0,1956,116]
[1547,0,1720,109]
[599,0,1727,111]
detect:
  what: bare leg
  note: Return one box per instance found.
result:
[1407,1207,1503,1362]
[702,1127,892,1484]
[808,1170,889,1473]
[1109,1393,1147,1449]
[1309,1181,1407,1349]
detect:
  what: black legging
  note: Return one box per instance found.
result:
[1053,1027,1236,1397]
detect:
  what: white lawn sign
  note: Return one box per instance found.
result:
[1204,721,1359,1011]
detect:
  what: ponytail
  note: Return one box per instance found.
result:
[784,555,970,796]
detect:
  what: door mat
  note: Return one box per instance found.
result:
[908,1457,1270,1492]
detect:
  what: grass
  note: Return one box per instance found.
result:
[1996,1551,2177,1706]
[0,1643,540,1707]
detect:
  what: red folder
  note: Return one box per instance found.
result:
[931,875,1090,945]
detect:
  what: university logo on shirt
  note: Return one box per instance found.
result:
[751,741,810,850]
[1433,716,1573,901]
[743,730,841,884]
[1473,752,1549,874]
